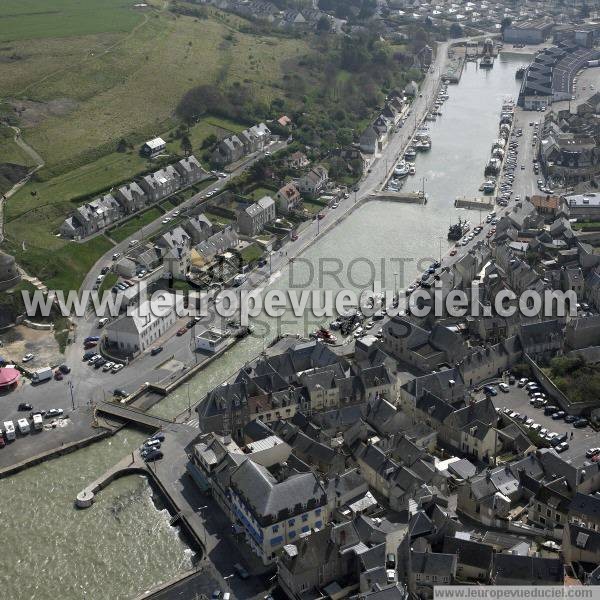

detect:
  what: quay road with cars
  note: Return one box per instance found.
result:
[10,40,455,424]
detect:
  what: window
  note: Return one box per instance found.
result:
[289,531,296,539]
[302,514,308,522]
[270,535,283,546]
[288,518,295,526]
[302,525,309,533]
[315,508,321,516]
[315,520,322,528]
[546,508,551,517]
[272,525,279,533]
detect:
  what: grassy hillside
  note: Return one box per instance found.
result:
[0,2,309,291]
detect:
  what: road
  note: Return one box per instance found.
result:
[6,40,460,440]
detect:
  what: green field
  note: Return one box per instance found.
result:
[108,207,163,243]
[248,186,278,201]
[3,235,114,293]
[0,3,308,289]
[0,0,144,42]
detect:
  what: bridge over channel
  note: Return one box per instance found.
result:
[96,402,175,431]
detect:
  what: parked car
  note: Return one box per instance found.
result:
[112,363,124,373]
[518,378,528,387]
[46,408,64,418]
[555,442,569,453]
[551,411,565,420]
[564,415,577,423]
[114,389,128,398]
[22,353,35,363]
[574,418,589,428]
[176,328,187,336]
[544,405,558,416]
[585,448,600,458]
[18,403,33,411]
[498,383,509,393]
[150,346,163,356]
[144,449,163,462]
[151,432,166,442]
[58,364,71,374]
[54,370,63,380]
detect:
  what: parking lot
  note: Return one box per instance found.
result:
[488,382,600,460]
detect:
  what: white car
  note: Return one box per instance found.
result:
[129,239,138,247]
[498,382,509,393]
[112,363,124,373]
[22,353,35,362]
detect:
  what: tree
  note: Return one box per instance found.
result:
[336,128,353,146]
[181,134,192,156]
[317,15,331,32]
[500,17,512,33]
[449,23,463,38]
[201,134,218,150]
[116,138,129,153]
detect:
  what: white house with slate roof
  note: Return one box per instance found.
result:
[228,458,329,563]
[237,196,276,236]
[103,292,184,354]
[141,136,166,157]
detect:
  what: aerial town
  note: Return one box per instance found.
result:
[3,0,600,599]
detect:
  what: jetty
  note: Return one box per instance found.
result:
[454,196,495,210]
[369,191,426,204]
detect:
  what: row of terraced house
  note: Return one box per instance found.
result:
[59,155,208,240]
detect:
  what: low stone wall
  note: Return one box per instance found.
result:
[22,319,53,331]
[524,353,597,416]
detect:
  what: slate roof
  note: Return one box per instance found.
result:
[493,554,563,583]
[230,458,326,519]
[411,551,457,576]
[442,536,494,572]
[569,492,600,520]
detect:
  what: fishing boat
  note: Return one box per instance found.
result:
[480,55,494,68]
[448,218,470,241]
[404,147,417,161]
[394,161,410,178]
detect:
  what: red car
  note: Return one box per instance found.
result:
[317,213,324,220]
[291,233,298,241]
[84,340,97,349]
[0,435,5,448]
[449,249,457,256]
[176,327,187,336]
[54,370,63,381]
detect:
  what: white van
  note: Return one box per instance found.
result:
[17,418,30,435]
[3,420,15,441]
[32,413,43,431]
